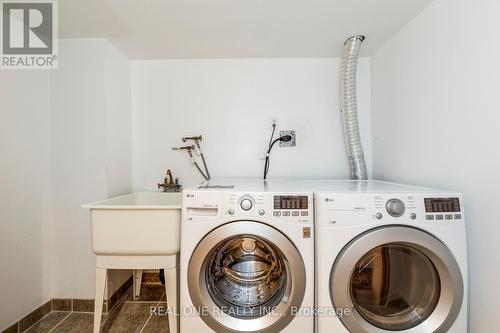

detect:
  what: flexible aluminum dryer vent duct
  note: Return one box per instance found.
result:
[340,35,368,180]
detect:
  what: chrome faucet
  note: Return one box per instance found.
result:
[157,169,182,192]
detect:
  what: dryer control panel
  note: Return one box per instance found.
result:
[315,192,464,227]
[423,197,462,221]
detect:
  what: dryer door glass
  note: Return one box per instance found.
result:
[205,235,287,318]
[330,226,463,333]
[350,244,440,330]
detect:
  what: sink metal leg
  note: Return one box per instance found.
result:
[165,266,179,333]
[133,269,143,300]
[93,268,107,333]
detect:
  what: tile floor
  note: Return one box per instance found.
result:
[21,283,169,333]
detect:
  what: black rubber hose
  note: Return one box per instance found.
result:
[263,135,291,179]
[263,156,270,179]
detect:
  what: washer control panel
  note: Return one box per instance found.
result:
[223,192,312,223]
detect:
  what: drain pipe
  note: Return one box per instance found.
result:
[340,35,368,180]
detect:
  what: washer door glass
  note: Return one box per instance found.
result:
[206,235,287,318]
[350,244,440,330]
[188,221,307,333]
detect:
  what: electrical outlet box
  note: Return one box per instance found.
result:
[279,130,296,147]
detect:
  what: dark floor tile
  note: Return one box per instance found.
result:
[1,322,18,333]
[101,303,151,333]
[141,303,169,333]
[142,272,161,283]
[101,300,125,328]
[23,312,69,333]
[141,317,169,333]
[19,301,51,332]
[51,299,72,312]
[50,313,94,333]
[73,299,94,313]
[126,284,165,302]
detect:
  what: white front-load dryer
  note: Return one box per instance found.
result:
[180,179,314,333]
[313,180,468,333]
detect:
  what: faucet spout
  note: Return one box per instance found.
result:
[166,169,173,185]
[158,169,182,192]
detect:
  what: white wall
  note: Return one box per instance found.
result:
[50,39,133,299]
[0,70,51,329]
[371,0,500,331]
[104,41,133,198]
[131,59,372,189]
[0,39,132,330]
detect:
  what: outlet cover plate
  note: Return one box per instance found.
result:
[279,130,296,147]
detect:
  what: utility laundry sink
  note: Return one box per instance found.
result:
[83,192,182,333]
[83,192,182,255]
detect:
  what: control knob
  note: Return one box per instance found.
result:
[386,198,405,217]
[240,198,253,211]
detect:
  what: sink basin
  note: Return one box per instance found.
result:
[83,192,182,255]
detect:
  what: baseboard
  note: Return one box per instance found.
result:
[52,275,134,314]
[1,276,133,333]
[104,275,134,313]
[1,301,51,333]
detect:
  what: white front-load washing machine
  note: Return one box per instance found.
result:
[180,179,314,333]
[313,180,468,333]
